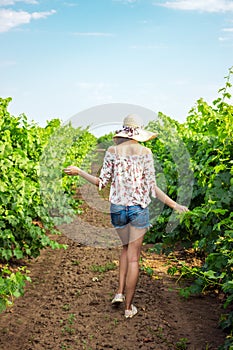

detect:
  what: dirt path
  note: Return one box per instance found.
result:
[0,190,227,350]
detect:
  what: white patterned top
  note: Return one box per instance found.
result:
[99,149,156,208]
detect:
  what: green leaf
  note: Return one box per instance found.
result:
[13,249,24,259]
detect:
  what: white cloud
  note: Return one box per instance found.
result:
[219,27,233,41]
[0,59,16,66]
[113,0,138,4]
[30,10,56,19]
[0,8,56,32]
[138,20,149,24]
[130,44,168,49]
[222,27,233,32]
[76,82,99,89]
[75,82,117,89]
[63,2,78,7]
[72,32,114,37]
[218,36,229,41]
[0,0,38,5]
[74,82,116,106]
[158,0,233,13]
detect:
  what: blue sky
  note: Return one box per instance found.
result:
[0,0,233,130]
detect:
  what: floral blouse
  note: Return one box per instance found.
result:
[99,150,157,208]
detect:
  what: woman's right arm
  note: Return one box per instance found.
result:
[63,166,99,186]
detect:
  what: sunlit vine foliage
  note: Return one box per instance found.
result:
[145,67,233,349]
[0,98,96,311]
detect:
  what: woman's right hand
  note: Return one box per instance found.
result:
[63,166,80,176]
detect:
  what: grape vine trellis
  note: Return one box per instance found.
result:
[0,99,96,311]
[145,67,233,350]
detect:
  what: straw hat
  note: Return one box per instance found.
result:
[114,114,157,142]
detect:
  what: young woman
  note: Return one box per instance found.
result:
[64,114,188,318]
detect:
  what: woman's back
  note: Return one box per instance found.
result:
[99,140,156,208]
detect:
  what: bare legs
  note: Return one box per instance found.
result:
[116,225,146,311]
[117,245,128,295]
[125,233,145,310]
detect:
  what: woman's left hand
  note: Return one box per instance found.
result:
[63,166,80,176]
[174,204,189,213]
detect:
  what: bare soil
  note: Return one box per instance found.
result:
[0,187,227,350]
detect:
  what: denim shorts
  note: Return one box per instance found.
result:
[110,203,150,229]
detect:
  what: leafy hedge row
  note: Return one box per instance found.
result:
[146,67,233,349]
[0,97,96,311]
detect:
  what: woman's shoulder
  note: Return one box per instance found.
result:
[140,145,152,155]
[106,144,152,157]
[107,146,116,154]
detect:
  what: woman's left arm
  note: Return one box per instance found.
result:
[155,185,189,213]
[64,148,114,187]
[144,150,188,213]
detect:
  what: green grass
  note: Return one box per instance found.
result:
[90,262,116,273]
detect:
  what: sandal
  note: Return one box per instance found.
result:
[125,304,138,318]
[111,293,125,304]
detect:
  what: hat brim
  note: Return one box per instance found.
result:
[113,129,157,142]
